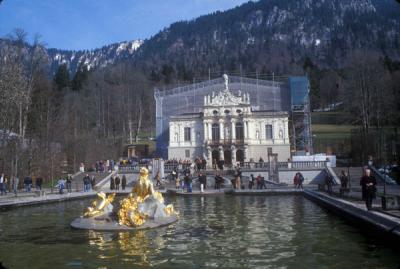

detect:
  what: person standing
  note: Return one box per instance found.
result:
[0,173,5,195]
[36,176,43,191]
[260,175,267,189]
[175,175,180,189]
[202,159,207,170]
[66,175,72,193]
[325,174,333,195]
[154,172,161,187]
[215,174,222,190]
[58,177,65,194]
[90,175,96,189]
[121,175,127,190]
[235,175,241,190]
[4,176,9,193]
[24,176,32,192]
[298,172,304,189]
[360,169,377,210]
[12,176,19,196]
[248,174,255,189]
[115,176,121,190]
[293,173,299,188]
[83,174,91,192]
[110,176,115,190]
[199,172,206,190]
[340,170,349,189]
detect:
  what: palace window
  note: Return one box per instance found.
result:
[265,124,273,139]
[235,122,244,140]
[212,123,220,141]
[185,149,190,158]
[184,127,191,141]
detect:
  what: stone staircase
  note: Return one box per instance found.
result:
[332,167,400,195]
[332,167,364,189]
[71,171,113,190]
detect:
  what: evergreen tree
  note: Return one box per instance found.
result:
[72,64,89,91]
[54,64,70,91]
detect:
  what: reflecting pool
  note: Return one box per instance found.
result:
[0,196,399,268]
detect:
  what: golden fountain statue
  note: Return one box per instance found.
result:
[118,167,176,227]
[71,167,178,230]
[83,192,116,218]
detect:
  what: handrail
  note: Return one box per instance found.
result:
[118,160,327,174]
[369,165,396,185]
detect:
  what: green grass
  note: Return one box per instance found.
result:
[312,124,356,134]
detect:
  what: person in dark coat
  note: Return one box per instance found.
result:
[202,159,207,170]
[121,175,127,190]
[83,174,91,192]
[35,177,43,190]
[259,175,267,189]
[110,176,115,190]
[199,173,207,190]
[215,174,222,190]
[115,176,121,190]
[90,175,96,189]
[340,170,349,189]
[66,175,72,193]
[360,169,377,210]
[154,171,162,187]
[184,175,192,192]
[249,174,255,189]
[24,176,32,192]
[325,174,333,195]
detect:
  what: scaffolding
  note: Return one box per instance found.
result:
[289,77,313,154]
[154,75,311,158]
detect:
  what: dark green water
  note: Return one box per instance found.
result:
[0,196,399,269]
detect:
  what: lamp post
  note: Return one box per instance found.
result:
[383,166,388,196]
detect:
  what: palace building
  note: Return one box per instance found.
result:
[155,74,311,165]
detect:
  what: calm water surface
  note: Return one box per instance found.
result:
[0,195,399,269]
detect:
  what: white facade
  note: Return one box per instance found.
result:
[168,75,290,164]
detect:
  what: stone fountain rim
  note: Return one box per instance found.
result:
[70,214,178,231]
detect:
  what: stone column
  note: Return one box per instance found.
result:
[219,121,224,141]
[231,121,236,140]
[243,120,247,139]
[208,123,212,140]
[204,122,208,142]
[231,145,236,165]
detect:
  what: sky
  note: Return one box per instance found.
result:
[0,0,250,51]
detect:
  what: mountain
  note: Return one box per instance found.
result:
[0,38,143,75]
[1,0,399,76]
[47,40,143,74]
[135,0,400,77]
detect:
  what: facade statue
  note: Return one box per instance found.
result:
[223,74,229,91]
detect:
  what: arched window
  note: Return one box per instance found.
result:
[212,123,220,141]
[235,122,244,140]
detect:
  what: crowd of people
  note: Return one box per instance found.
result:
[0,174,45,196]
[324,167,378,211]
[109,175,127,190]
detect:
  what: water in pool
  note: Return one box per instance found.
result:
[0,195,399,268]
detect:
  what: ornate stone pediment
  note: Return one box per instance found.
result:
[204,74,250,107]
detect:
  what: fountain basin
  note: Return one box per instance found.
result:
[70,214,178,231]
